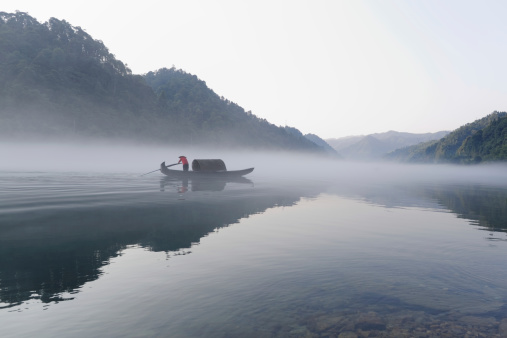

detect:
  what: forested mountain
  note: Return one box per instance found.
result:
[142,68,323,150]
[326,131,449,160]
[0,12,156,139]
[0,12,324,152]
[386,112,507,163]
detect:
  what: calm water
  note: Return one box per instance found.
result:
[1,164,507,337]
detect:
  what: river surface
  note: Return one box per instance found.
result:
[1,163,507,337]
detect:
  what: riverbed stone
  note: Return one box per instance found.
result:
[354,311,386,331]
[338,331,358,338]
[313,315,345,332]
[459,315,497,327]
[499,318,507,336]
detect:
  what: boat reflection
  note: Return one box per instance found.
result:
[160,176,253,192]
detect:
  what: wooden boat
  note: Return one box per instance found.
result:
[160,161,254,178]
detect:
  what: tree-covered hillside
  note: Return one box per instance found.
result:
[457,114,507,161]
[0,12,324,152]
[143,68,323,150]
[0,12,158,139]
[386,112,507,163]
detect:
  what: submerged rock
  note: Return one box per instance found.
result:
[499,318,507,336]
[313,315,346,332]
[354,311,386,331]
[338,331,357,338]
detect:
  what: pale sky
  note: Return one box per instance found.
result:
[3,0,507,139]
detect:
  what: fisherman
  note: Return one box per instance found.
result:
[178,156,189,171]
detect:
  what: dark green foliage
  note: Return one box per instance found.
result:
[0,12,324,152]
[433,112,506,162]
[458,115,507,161]
[385,112,507,163]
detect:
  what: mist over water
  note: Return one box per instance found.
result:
[2,141,506,183]
[1,141,507,337]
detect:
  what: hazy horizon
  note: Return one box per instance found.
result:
[1,141,506,187]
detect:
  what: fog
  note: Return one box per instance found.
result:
[1,141,506,187]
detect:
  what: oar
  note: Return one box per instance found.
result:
[140,163,179,176]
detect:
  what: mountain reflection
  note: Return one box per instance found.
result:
[425,184,507,233]
[329,182,507,233]
[1,176,505,309]
[0,178,321,308]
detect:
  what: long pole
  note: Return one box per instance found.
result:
[140,163,179,176]
[140,168,160,176]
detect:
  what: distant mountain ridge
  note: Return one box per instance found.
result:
[326,130,449,160]
[304,133,341,157]
[386,111,507,163]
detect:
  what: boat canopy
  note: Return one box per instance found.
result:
[192,159,227,172]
